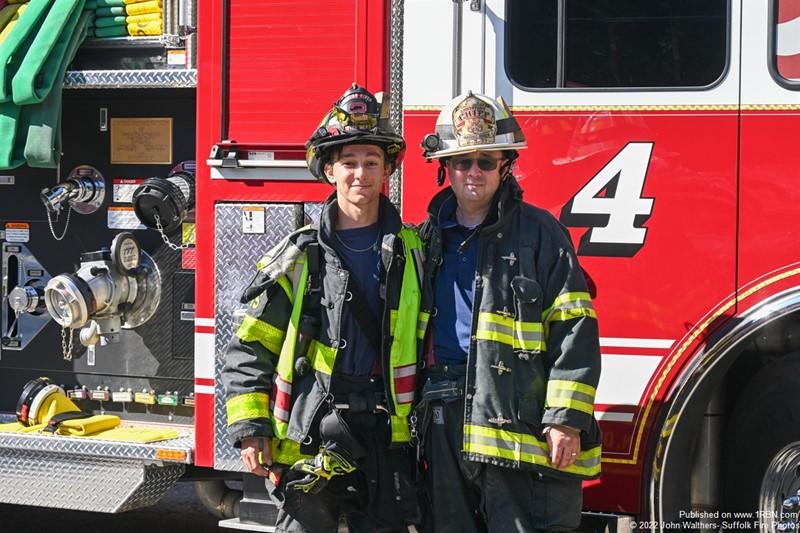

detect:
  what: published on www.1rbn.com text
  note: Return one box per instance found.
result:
[629,510,796,530]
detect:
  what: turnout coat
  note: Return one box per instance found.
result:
[223,193,424,464]
[419,175,602,480]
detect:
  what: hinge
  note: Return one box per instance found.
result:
[453,0,481,11]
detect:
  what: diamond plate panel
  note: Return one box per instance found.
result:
[0,449,184,512]
[0,424,194,462]
[389,0,405,208]
[63,69,197,89]
[214,203,300,471]
[304,202,323,226]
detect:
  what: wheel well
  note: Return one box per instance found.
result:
[723,312,800,414]
[649,305,800,525]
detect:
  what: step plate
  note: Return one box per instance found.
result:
[0,419,192,512]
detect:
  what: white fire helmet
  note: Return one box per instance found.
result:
[421,91,527,160]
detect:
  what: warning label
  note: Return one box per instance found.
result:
[5,222,30,243]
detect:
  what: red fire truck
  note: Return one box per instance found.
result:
[2,0,800,531]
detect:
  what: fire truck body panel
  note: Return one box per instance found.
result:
[740,1,800,296]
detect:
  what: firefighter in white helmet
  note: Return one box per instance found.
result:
[415,91,602,532]
[222,84,423,532]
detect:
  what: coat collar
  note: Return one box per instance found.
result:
[427,175,524,231]
[317,191,402,264]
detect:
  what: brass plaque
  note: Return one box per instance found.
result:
[110,117,173,164]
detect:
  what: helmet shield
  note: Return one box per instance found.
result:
[421,91,527,159]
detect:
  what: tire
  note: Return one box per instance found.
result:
[723,351,800,532]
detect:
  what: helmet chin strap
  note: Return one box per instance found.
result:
[500,151,518,181]
[437,163,447,186]
[500,162,513,181]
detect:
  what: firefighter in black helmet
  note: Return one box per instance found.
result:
[222,84,423,532]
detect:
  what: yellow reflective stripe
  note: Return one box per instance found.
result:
[272,419,288,439]
[551,291,593,309]
[513,320,545,351]
[271,437,313,466]
[390,415,410,443]
[417,311,430,339]
[226,392,270,425]
[476,312,545,351]
[389,228,423,418]
[548,308,597,322]
[271,256,308,439]
[543,292,596,323]
[464,424,601,477]
[546,380,596,415]
[275,260,308,383]
[236,314,285,355]
[310,341,336,375]
[545,397,594,414]
[548,379,597,399]
[477,312,514,345]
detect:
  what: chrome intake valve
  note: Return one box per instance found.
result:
[43,233,161,346]
[40,165,105,215]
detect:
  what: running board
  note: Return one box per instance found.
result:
[0,416,193,513]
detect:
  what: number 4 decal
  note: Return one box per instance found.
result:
[560,142,655,257]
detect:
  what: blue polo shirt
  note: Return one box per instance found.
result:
[432,196,480,366]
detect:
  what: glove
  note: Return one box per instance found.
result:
[285,444,358,494]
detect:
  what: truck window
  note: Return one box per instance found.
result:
[776,0,800,82]
[506,0,727,89]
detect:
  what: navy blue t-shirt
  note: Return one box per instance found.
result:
[432,197,479,366]
[332,223,382,375]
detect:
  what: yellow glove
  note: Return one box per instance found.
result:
[285,444,358,494]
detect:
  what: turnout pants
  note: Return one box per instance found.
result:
[421,366,582,533]
[270,376,419,533]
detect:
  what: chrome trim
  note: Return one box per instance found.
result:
[649,287,800,523]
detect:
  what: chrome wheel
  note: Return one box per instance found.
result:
[759,442,800,533]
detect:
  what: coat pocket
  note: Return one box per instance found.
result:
[517,394,542,430]
[510,276,544,356]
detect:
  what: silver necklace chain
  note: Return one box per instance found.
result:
[335,230,380,253]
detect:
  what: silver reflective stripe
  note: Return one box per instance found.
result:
[464,424,601,476]
[271,375,292,423]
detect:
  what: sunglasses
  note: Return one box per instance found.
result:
[449,156,505,171]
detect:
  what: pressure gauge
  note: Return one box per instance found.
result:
[111,232,141,274]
